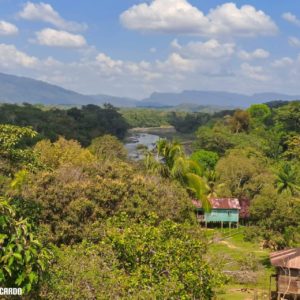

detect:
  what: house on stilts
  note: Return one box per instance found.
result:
[270,248,300,299]
[193,198,241,228]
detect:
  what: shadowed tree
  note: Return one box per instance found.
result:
[229,109,250,133]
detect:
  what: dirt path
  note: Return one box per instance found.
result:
[219,240,238,249]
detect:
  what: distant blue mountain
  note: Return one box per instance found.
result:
[0,72,92,105]
[140,90,300,108]
[89,94,138,107]
[0,72,300,108]
[0,72,137,107]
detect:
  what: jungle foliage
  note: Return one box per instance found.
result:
[0,101,300,298]
[0,103,129,146]
[192,102,300,249]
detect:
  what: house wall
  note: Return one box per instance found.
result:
[278,268,300,277]
[277,273,300,295]
[204,209,239,223]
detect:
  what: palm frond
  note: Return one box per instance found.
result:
[185,173,211,212]
[186,159,204,176]
[144,152,160,173]
[171,156,188,181]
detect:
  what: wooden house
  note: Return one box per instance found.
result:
[270,248,300,299]
[193,198,241,228]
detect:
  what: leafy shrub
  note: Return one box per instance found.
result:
[89,135,128,160]
[0,124,37,175]
[0,198,51,295]
[34,137,95,169]
[248,186,300,249]
[42,242,126,300]
[106,216,224,299]
[43,217,224,299]
[191,149,219,170]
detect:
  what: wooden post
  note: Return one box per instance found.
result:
[229,222,231,230]
[221,221,223,229]
[277,292,281,300]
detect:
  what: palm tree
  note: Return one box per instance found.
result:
[147,139,211,211]
[276,163,300,196]
[204,170,225,199]
[156,139,182,169]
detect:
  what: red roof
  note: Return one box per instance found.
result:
[270,248,300,270]
[193,198,241,210]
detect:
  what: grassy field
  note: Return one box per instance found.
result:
[205,228,275,300]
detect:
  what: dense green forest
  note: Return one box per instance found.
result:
[0,101,300,299]
[0,103,129,146]
[121,107,219,133]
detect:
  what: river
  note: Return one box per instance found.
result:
[124,127,177,160]
[125,132,160,160]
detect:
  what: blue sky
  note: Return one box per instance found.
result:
[1,0,300,99]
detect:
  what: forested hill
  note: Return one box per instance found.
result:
[0,72,92,105]
[0,72,136,106]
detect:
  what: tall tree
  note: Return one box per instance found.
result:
[248,104,271,125]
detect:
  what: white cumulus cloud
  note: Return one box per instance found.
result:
[173,39,235,59]
[288,36,300,47]
[120,0,277,37]
[0,44,38,68]
[240,63,269,81]
[0,21,18,36]
[282,12,300,27]
[35,28,87,48]
[156,53,197,73]
[238,49,270,60]
[19,2,87,32]
[272,57,293,68]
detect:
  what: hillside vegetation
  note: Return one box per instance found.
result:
[0,103,128,146]
[0,101,299,299]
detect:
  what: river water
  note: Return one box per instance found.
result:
[125,133,160,160]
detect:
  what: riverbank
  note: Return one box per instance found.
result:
[128,126,194,141]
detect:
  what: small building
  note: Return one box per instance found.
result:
[193,198,241,228]
[270,248,300,299]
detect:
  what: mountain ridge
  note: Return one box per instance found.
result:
[1,72,300,108]
[141,90,300,108]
